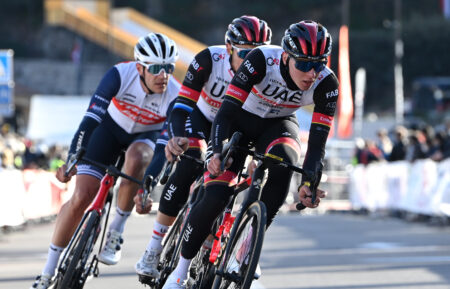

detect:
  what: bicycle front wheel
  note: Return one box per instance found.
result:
[212,201,266,289]
[156,205,187,288]
[58,210,100,289]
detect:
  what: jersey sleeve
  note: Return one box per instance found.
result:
[302,73,339,184]
[211,49,266,153]
[168,48,213,137]
[144,98,175,181]
[67,67,120,161]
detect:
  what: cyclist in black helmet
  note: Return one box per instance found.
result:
[163,20,337,289]
[134,15,272,281]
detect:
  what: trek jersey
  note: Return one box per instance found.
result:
[167,45,235,137]
[212,45,339,180]
[67,61,180,158]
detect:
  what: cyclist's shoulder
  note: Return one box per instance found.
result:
[168,76,182,90]
[254,45,283,58]
[207,45,227,55]
[113,61,139,79]
[314,67,339,93]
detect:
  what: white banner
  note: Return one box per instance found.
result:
[350,159,450,216]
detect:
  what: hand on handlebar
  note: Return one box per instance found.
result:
[207,153,233,177]
[56,164,76,183]
[165,137,189,162]
[298,184,327,209]
[134,189,153,214]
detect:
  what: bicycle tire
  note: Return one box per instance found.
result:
[156,205,187,288]
[212,201,266,289]
[58,210,100,289]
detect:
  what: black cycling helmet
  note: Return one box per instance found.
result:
[225,15,272,46]
[281,20,332,61]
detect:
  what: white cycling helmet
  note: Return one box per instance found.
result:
[134,33,179,64]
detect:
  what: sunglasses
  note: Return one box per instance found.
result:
[141,62,175,75]
[231,45,252,59]
[293,58,327,73]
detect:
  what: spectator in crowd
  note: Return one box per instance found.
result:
[420,124,435,152]
[353,138,383,165]
[405,130,428,162]
[375,128,392,159]
[389,125,408,162]
[427,130,446,161]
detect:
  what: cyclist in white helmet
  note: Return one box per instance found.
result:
[30,32,180,289]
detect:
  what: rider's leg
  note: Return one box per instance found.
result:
[99,142,153,265]
[109,141,153,232]
[148,146,204,250]
[257,120,301,227]
[136,146,204,278]
[42,175,100,276]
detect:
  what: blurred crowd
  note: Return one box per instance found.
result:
[0,124,66,171]
[353,119,450,165]
[3,117,450,171]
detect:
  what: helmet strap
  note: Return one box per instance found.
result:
[140,69,154,94]
[282,56,299,90]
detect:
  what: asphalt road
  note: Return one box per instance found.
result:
[1,211,450,289]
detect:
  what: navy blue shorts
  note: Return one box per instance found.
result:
[77,114,161,179]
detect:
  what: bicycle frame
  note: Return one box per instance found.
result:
[89,174,115,214]
[209,132,321,289]
[54,148,143,289]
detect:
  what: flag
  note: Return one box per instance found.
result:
[337,25,353,139]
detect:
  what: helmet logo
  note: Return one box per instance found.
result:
[231,25,242,40]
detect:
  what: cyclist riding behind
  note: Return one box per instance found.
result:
[162,20,338,289]
[133,15,272,280]
[30,33,180,289]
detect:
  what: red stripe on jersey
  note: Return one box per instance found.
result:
[188,137,207,151]
[312,112,333,127]
[179,85,201,103]
[200,90,222,108]
[265,137,301,155]
[226,84,249,103]
[251,88,302,108]
[204,170,238,186]
[112,98,165,125]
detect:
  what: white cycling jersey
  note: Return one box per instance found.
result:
[194,45,234,122]
[239,45,333,118]
[108,61,180,133]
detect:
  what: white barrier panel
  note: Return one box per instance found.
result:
[0,169,27,227]
[0,169,75,227]
[350,159,450,216]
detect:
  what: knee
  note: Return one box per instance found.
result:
[265,139,301,165]
[125,143,153,172]
[69,186,97,212]
[203,184,233,210]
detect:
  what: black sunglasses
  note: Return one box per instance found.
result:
[293,58,327,73]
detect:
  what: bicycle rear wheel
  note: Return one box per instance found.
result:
[212,201,266,289]
[57,210,100,289]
